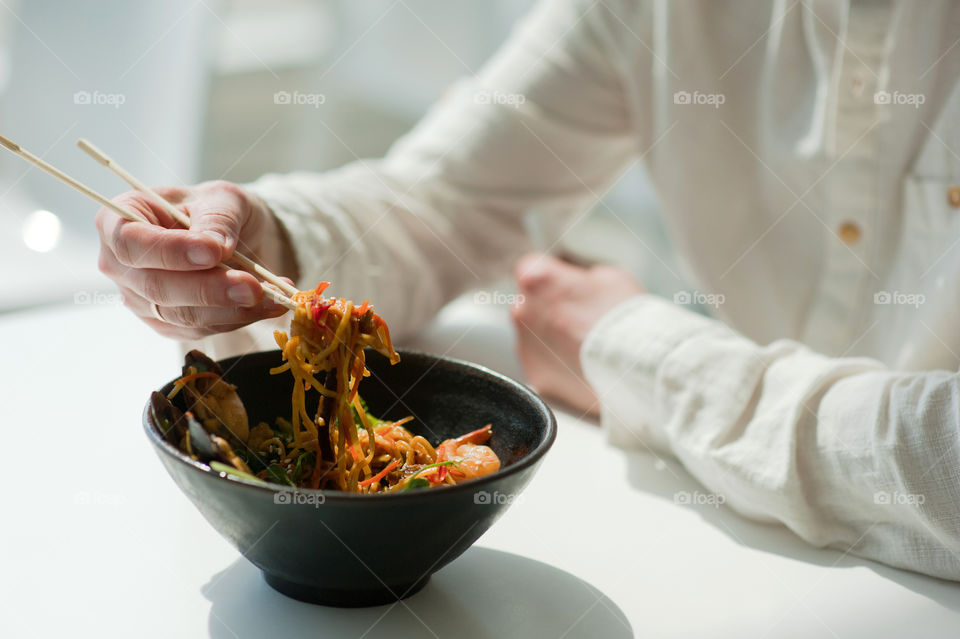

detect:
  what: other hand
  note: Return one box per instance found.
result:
[511,253,645,416]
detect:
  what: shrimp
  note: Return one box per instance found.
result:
[436,424,500,481]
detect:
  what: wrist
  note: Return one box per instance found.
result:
[579,294,707,449]
[249,192,301,285]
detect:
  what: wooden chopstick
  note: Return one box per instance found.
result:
[0,134,152,224]
[77,139,299,299]
[0,133,296,311]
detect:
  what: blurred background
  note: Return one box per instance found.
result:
[0,0,679,314]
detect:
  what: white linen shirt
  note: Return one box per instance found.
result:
[200,0,960,580]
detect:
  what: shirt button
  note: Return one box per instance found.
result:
[838,221,862,245]
[948,187,960,208]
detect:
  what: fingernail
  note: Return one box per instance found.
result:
[188,245,216,266]
[203,230,226,246]
[228,284,255,306]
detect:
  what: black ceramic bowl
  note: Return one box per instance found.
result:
[143,348,555,607]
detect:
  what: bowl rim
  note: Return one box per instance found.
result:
[143,348,557,503]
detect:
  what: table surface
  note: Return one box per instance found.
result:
[1,297,958,638]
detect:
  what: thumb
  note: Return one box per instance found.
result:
[186,182,250,262]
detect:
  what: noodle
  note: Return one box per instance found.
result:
[165,282,501,493]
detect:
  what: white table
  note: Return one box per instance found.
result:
[1,297,958,638]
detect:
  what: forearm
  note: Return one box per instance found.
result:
[245,160,532,338]
[582,295,960,580]
[242,0,639,337]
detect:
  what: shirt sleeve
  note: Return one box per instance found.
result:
[244,0,640,339]
[581,294,960,580]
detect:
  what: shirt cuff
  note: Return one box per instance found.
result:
[579,294,717,451]
[243,173,335,292]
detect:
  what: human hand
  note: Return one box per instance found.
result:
[96,180,298,340]
[511,253,645,416]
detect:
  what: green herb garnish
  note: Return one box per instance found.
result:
[292,450,316,484]
[404,478,431,491]
[401,460,461,490]
[210,461,267,484]
[352,395,386,428]
[266,462,295,486]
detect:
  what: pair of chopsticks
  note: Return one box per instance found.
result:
[0,133,298,311]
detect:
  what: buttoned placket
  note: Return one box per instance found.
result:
[801,0,893,355]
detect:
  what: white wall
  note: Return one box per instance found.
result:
[0,0,675,312]
[0,0,210,309]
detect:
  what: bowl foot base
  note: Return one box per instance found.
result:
[262,572,431,607]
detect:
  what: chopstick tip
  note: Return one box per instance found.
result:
[77,138,109,165]
[0,134,21,152]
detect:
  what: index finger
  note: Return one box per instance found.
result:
[95,193,222,271]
